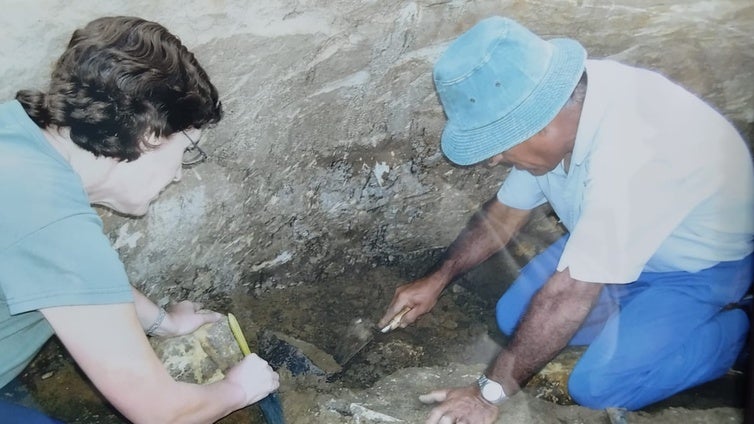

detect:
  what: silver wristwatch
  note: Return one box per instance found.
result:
[477,374,507,404]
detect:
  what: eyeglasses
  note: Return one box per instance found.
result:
[181,130,207,167]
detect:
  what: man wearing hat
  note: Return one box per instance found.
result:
[378,16,753,423]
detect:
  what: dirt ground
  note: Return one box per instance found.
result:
[5,253,749,423]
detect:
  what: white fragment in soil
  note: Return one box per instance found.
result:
[250,251,293,272]
[374,162,390,187]
[112,223,143,250]
[349,403,402,422]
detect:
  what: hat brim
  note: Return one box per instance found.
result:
[440,38,586,166]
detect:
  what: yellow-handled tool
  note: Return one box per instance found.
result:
[227,313,286,424]
[228,313,252,355]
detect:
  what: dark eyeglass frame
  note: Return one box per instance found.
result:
[181,130,208,168]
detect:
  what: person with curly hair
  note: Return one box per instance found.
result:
[0,16,278,423]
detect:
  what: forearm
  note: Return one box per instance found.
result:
[430,198,530,287]
[132,286,164,333]
[104,368,246,423]
[487,268,603,395]
[42,303,249,423]
[137,379,245,424]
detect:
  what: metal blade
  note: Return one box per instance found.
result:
[333,317,376,366]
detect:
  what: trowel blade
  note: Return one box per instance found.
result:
[333,317,377,366]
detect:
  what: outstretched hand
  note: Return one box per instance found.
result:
[377,275,445,331]
[420,385,500,424]
[160,300,223,337]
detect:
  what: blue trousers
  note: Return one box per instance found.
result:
[496,235,753,410]
[0,399,63,423]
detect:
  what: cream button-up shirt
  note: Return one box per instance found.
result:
[498,60,754,284]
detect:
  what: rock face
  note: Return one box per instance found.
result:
[1,0,751,302]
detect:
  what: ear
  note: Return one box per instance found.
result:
[140,132,162,150]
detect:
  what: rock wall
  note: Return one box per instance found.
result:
[2,0,752,302]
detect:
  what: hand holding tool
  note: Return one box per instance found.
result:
[228,313,286,424]
[380,305,412,333]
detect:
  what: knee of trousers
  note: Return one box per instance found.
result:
[495,295,516,337]
[567,365,624,410]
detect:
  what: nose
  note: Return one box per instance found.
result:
[173,166,183,182]
[488,153,506,166]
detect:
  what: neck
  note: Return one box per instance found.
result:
[561,100,584,174]
[41,127,120,203]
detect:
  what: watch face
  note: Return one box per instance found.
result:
[481,380,504,401]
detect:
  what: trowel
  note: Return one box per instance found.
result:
[333,306,412,366]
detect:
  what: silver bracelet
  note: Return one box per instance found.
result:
[146,307,167,337]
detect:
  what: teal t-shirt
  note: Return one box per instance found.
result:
[0,100,133,388]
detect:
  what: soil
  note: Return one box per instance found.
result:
[5,254,749,423]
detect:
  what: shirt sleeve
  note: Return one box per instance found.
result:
[496,167,547,209]
[0,213,133,315]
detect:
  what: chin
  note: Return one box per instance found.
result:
[93,198,151,217]
[128,207,150,217]
[109,202,150,217]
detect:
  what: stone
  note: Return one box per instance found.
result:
[259,330,343,378]
[149,320,243,384]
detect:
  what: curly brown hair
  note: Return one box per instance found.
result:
[15,16,223,161]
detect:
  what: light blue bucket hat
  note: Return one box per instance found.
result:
[434,16,586,165]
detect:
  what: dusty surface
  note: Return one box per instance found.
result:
[5,244,748,423]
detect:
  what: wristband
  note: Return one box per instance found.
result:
[146,307,167,337]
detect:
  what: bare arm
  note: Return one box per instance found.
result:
[489,268,602,395]
[423,268,603,424]
[379,198,531,328]
[431,198,531,285]
[41,302,278,423]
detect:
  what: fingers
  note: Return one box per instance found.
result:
[426,405,450,424]
[183,300,222,322]
[229,354,281,405]
[199,310,223,323]
[380,305,413,333]
[422,386,500,424]
[174,301,222,319]
[400,307,423,329]
[168,300,194,311]
[419,390,448,404]
[377,303,405,329]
